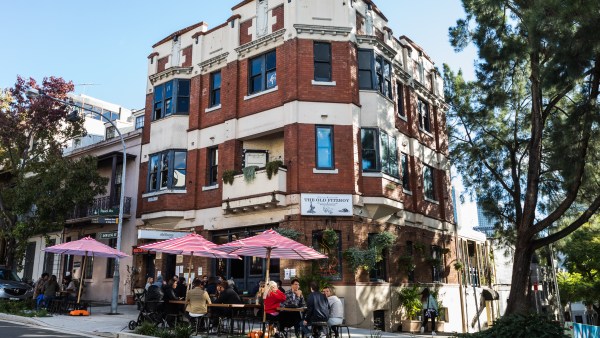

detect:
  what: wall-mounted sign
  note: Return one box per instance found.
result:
[137,229,188,240]
[98,208,119,216]
[91,217,119,224]
[300,193,353,216]
[132,246,148,255]
[100,231,118,239]
[242,149,268,168]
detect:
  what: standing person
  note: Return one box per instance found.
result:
[322,287,343,337]
[186,279,211,332]
[33,272,49,309]
[42,275,60,309]
[420,288,438,335]
[263,281,286,322]
[301,281,329,337]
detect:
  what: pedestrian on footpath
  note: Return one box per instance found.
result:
[420,288,438,336]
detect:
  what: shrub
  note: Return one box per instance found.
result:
[456,313,568,338]
[135,321,158,336]
[398,285,422,320]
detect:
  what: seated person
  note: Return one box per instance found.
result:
[186,279,212,331]
[164,280,183,327]
[42,275,60,309]
[263,281,286,323]
[211,281,243,328]
[63,275,78,301]
[280,278,305,335]
[301,281,330,337]
[322,286,344,337]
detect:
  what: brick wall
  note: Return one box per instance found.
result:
[157,56,169,73]
[271,5,284,32]
[181,45,193,67]
[240,19,252,45]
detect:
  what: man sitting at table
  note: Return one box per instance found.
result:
[211,281,243,330]
[281,278,305,336]
[186,279,211,331]
[63,274,78,301]
[301,281,330,338]
[322,286,343,338]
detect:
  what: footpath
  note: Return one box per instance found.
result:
[0,304,454,338]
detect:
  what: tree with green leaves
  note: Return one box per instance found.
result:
[0,76,107,269]
[445,0,600,315]
[556,221,600,310]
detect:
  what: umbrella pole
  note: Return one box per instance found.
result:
[77,253,88,304]
[188,252,193,291]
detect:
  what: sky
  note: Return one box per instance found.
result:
[0,0,479,225]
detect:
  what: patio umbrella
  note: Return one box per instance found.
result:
[216,229,327,323]
[44,236,129,304]
[137,233,240,288]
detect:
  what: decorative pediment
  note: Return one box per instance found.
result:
[235,29,286,58]
[149,66,193,84]
[198,52,229,73]
[293,24,352,37]
[356,35,398,60]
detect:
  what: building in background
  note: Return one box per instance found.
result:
[474,202,498,238]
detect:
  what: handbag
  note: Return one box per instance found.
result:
[425,308,438,318]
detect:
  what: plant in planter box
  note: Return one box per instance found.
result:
[265,160,283,179]
[242,165,258,183]
[398,285,423,320]
[343,231,397,273]
[222,169,236,185]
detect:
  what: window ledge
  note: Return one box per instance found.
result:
[313,168,339,174]
[419,128,434,138]
[424,197,439,204]
[205,104,221,113]
[358,89,394,103]
[142,189,187,198]
[403,189,412,195]
[244,86,278,100]
[362,172,401,184]
[202,184,219,191]
[397,114,408,122]
[311,80,337,86]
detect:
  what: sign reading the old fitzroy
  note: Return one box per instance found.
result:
[300,193,352,216]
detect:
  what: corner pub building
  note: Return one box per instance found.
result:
[135,0,492,332]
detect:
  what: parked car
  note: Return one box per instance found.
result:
[0,267,34,300]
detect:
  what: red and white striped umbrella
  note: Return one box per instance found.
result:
[44,236,128,258]
[216,229,327,261]
[138,233,239,259]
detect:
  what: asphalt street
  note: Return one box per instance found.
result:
[0,320,97,337]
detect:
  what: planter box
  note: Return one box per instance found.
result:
[222,168,287,212]
[401,319,444,333]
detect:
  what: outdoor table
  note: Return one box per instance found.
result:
[277,307,306,337]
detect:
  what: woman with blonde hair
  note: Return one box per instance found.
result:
[263,280,286,321]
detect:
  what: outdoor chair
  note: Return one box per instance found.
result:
[329,319,350,338]
[311,321,331,338]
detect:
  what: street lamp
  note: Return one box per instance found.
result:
[28,89,126,314]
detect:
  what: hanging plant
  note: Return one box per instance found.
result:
[442,247,451,255]
[343,247,377,272]
[242,165,258,183]
[371,231,397,251]
[453,260,464,271]
[265,160,283,179]
[425,256,442,267]
[399,255,416,272]
[413,242,426,255]
[276,228,301,240]
[222,170,236,185]
[322,228,339,248]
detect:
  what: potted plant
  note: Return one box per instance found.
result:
[265,160,283,179]
[242,165,258,183]
[398,285,423,332]
[222,169,236,185]
[124,265,140,305]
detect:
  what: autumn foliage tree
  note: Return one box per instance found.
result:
[445,1,600,314]
[0,76,107,269]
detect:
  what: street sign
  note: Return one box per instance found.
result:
[91,217,119,224]
[100,231,118,239]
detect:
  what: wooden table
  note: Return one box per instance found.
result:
[169,299,186,305]
[277,307,306,312]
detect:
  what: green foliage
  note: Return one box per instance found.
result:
[456,313,568,338]
[369,330,383,338]
[222,170,236,185]
[321,228,339,248]
[265,160,283,179]
[454,260,464,271]
[296,272,333,298]
[343,231,396,273]
[275,227,301,241]
[173,323,193,338]
[135,321,158,336]
[445,0,600,314]
[0,300,49,317]
[399,255,416,273]
[242,166,258,183]
[0,76,107,268]
[397,285,422,320]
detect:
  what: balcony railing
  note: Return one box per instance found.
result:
[222,167,287,213]
[67,196,132,221]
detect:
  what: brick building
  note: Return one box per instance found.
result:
[135,0,494,332]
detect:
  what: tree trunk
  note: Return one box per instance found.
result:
[505,239,533,314]
[4,237,16,270]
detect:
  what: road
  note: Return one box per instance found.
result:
[0,320,97,337]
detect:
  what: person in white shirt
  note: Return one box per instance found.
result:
[322,286,343,337]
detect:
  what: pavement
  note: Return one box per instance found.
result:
[0,304,456,338]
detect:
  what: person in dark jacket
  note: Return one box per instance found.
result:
[146,275,165,302]
[301,281,330,337]
[211,281,243,328]
[205,276,219,298]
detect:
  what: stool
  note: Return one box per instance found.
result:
[329,319,350,338]
[311,321,330,338]
[189,313,207,334]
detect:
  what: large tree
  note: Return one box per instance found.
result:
[0,76,107,269]
[444,0,600,314]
